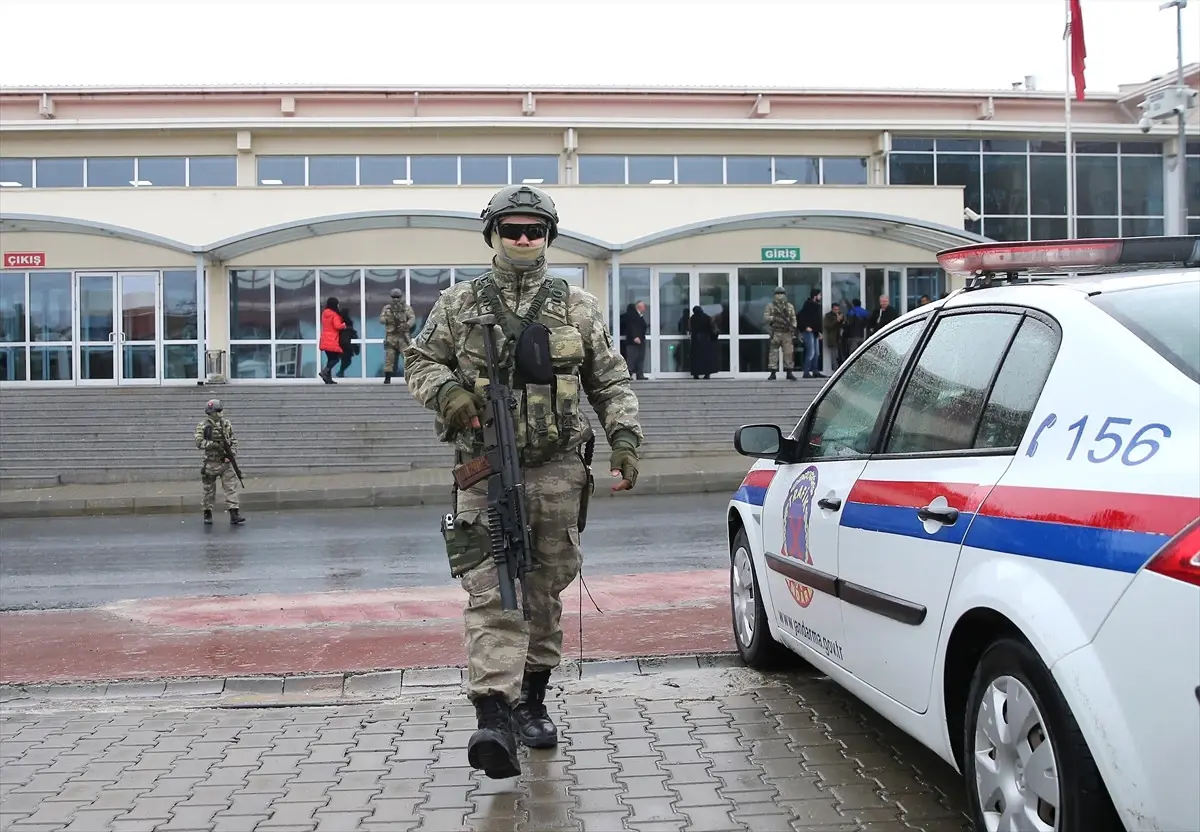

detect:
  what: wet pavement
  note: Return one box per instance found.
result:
[0,663,971,832]
[0,494,730,611]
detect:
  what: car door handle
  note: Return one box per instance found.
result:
[817,497,842,511]
[917,505,959,525]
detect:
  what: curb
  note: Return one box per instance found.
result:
[0,653,745,708]
[0,469,749,520]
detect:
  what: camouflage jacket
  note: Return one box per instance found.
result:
[403,260,643,466]
[764,300,797,334]
[380,300,415,342]
[194,416,238,463]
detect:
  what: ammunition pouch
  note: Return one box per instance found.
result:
[441,508,492,578]
[514,322,554,386]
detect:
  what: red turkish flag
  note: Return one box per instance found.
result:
[1069,0,1087,100]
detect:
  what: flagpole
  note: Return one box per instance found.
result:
[1064,0,1077,239]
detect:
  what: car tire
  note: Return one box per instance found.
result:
[730,527,790,670]
[963,637,1123,832]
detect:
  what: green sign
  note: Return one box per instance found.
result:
[761,246,801,262]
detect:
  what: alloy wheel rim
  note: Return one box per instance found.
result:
[973,674,1060,832]
[731,546,756,648]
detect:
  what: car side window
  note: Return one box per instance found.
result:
[973,316,1058,450]
[885,312,1021,455]
[803,320,924,460]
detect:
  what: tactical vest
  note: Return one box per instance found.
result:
[383,301,408,336]
[468,271,587,468]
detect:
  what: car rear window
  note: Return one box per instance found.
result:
[1090,279,1200,383]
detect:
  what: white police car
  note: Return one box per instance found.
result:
[726,236,1200,832]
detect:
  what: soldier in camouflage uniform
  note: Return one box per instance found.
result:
[379,287,415,384]
[193,398,246,525]
[763,287,799,381]
[403,184,642,780]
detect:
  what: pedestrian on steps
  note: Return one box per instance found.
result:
[194,398,245,525]
[319,297,345,384]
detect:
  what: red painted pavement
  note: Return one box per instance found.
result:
[0,570,736,685]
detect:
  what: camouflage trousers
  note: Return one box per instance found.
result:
[453,452,588,704]
[200,460,240,511]
[383,337,409,375]
[767,330,795,370]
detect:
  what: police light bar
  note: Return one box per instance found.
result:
[937,235,1200,277]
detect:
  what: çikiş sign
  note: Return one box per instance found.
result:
[761,247,801,262]
[3,252,46,268]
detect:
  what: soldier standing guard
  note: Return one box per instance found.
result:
[194,398,246,525]
[763,287,799,381]
[403,184,643,780]
[379,287,415,384]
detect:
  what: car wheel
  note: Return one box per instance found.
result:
[730,527,790,670]
[963,637,1123,832]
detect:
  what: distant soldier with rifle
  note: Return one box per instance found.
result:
[403,184,642,779]
[194,398,246,526]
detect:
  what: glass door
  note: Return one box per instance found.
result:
[696,271,732,376]
[76,273,117,385]
[117,271,160,384]
[653,270,691,375]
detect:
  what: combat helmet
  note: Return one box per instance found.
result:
[480,185,559,246]
[390,288,403,298]
[205,398,223,415]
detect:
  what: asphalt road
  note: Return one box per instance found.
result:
[0,493,732,611]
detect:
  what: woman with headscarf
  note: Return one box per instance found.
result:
[319,296,346,384]
[688,305,719,379]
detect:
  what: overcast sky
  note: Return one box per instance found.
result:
[0,0,1196,93]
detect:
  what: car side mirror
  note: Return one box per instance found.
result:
[734,424,783,459]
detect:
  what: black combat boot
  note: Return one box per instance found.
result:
[383,372,392,385]
[467,694,521,779]
[767,371,777,380]
[203,509,212,525]
[512,669,557,748]
[786,370,798,381]
[229,508,246,525]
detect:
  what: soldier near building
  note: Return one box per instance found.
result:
[403,184,643,780]
[193,398,245,525]
[379,287,415,384]
[763,287,798,381]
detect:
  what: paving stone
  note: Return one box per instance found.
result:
[282,675,345,697]
[105,681,167,699]
[0,665,970,832]
[402,667,463,688]
[224,676,284,696]
[343,671,404,698]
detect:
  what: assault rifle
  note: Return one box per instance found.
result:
[203,423,245,486]
[222,439,245,486]
[453,314,534,620]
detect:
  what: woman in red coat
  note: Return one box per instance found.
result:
[319,297,346,384]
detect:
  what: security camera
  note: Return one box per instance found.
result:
[1139,116,1153,134]
[964,207,982,222]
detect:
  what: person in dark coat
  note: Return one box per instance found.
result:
[335,306,361,378]
[688,305,719,379]
[620,302,648,380]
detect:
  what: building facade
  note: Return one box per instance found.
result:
[1,71,1197,386]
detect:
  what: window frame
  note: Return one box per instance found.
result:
[791,313,935,462]
[874,303,1063,461]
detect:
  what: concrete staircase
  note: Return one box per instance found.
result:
[0,378,824,489]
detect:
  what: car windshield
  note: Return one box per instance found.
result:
[1090,278,1200,384]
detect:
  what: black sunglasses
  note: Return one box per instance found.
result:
[497,222,548,241]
